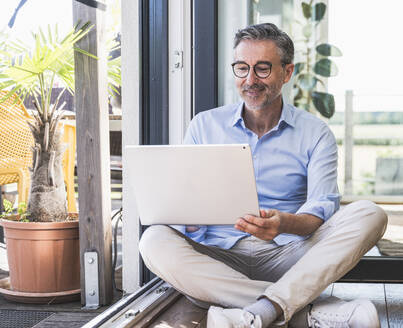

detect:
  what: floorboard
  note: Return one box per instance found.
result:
[385,284,403,328]
[148,296,207,328]
[332,283,388,328]
[195,316,207,328]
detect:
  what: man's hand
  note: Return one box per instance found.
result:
[235,209,284,241]
[235,209,323,241]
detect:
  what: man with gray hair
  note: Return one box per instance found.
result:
[139,23,387,327]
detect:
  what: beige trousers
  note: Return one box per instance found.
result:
[139,200,387,325]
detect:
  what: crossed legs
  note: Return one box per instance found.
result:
[139,200,387,324]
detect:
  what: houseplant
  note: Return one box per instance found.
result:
[292,0,342,118]
[0,23,94,303]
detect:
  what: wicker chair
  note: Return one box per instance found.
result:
[0,91,77,213]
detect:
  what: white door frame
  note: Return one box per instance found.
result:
[168,0,193,144]
[122,0,192,293]
[122,0,141,293]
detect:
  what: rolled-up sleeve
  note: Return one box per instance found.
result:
[296,126,341,221]
[185,226,208,243]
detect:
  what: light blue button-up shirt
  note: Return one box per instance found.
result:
[173,101,340,248]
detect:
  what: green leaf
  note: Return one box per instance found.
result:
[17,202,27,216]
[313,2,326,21]
[3,199,13,214]
[314,58,338,77]
[298,73,317,90]
[316,43,342,57]
[74,46,98,59]
[47,25,53,44]
[302,24,313,38]
[302,2,312,19]
[293,62,305,75]
[312,91,335,118]
[39,27,47,45]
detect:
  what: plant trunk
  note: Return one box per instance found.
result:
[28,126,68,222]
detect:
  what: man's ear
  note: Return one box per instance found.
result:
[283,63,294,83]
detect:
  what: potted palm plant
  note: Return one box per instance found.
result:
[0,23,100,303]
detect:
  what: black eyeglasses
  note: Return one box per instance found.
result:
[231,61,284,79]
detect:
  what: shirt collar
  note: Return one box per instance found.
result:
[231,102,245,127]
[231,100,296,128]
[280,102,296,128]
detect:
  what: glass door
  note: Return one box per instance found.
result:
[139,0,403,285]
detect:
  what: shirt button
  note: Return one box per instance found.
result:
[253,155,257,159]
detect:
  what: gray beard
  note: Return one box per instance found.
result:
[241,83,282,111]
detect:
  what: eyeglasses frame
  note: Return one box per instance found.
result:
[231,61,287,79]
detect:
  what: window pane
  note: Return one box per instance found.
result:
[218,0,403,200]
[327,1,403,198]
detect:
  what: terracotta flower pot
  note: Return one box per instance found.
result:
[0,218,79,294]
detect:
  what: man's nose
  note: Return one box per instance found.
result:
[245,69,259,84]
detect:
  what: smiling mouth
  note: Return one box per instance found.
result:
[244,90,262,97]
[243,85,265,97]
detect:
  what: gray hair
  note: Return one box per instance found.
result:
[234,23,294,64]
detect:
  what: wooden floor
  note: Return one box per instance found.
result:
[146,283,403,328]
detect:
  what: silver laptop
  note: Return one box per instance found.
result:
[125,144,259,225]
